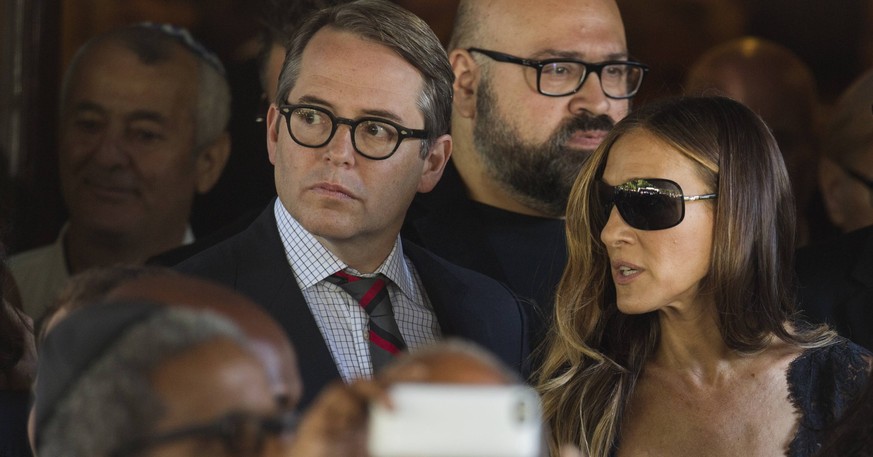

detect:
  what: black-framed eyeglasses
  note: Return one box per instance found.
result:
[597,178,717,230]
[467,48,648,99]
[110,410,298,457]
[278,104,429,160]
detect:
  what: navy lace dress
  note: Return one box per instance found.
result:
[787,338,871,457]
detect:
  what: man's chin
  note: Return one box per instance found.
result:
[73,209,143,238]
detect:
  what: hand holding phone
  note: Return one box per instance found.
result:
[368,383,543,457]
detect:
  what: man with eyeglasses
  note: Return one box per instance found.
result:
[34,301,296,457]
[176,0,529,410]
[402,0,645,348]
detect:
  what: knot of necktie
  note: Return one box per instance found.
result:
[326,271,407,367]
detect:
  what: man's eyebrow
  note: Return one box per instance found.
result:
[70,102,167,124]
[296,95,335,109]
[71,101,106,115]
[533,49,630,62]
[126,110,168,124]
[295,95,406,124]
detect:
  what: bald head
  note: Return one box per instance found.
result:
[380,339,517,385]
[450,0,624,51]
[105,274,303,410]
[447,0,631,217]
[685,37,821,240]
[686,37,819,131]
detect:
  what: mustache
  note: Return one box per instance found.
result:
[561,114,615,138]
[551,114,615,147]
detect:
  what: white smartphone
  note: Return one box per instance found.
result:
[367,383,543,457]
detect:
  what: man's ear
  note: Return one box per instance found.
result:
[450,48,480,119]
[266,104,281,165]
[194,132,231,194]
[417,134,452,193]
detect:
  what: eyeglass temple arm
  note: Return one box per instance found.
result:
[683,193,718,202]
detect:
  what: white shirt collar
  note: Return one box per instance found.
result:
[273,200,416,298]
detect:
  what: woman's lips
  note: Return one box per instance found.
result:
[612,261,643,285]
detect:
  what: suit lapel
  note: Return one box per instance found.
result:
[405,242,485,338]
[403,240,529,373]
[233,205,340,408]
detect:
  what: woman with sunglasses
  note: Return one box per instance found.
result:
[537,96,871,457]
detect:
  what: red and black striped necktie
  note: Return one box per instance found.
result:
[326,271,407,372]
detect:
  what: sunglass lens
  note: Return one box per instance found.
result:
[597,181,615,223]
[614,179,684,230]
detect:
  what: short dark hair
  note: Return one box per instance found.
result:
[275,0,453,156]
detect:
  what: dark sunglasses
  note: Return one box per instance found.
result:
[598,178,717,230]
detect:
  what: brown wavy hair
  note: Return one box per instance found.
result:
[536,96,834,456]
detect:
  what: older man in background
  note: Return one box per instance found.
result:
[10,23,230,319]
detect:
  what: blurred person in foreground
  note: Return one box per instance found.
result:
[34,266,303,413]
[537,96,871,457]
[288,339,584,456]
[9,23,231,319]
[33,301,294,457]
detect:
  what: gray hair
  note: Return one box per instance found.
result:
[38,308,246,457]
[275,0,453,156]
[60,24,231,150]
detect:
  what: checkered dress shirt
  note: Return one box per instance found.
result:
[273,200,441,381]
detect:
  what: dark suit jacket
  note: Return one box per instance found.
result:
[796,225,873,351]
[175,203,530,409]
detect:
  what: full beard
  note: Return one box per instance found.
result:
[472,79,614,217]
